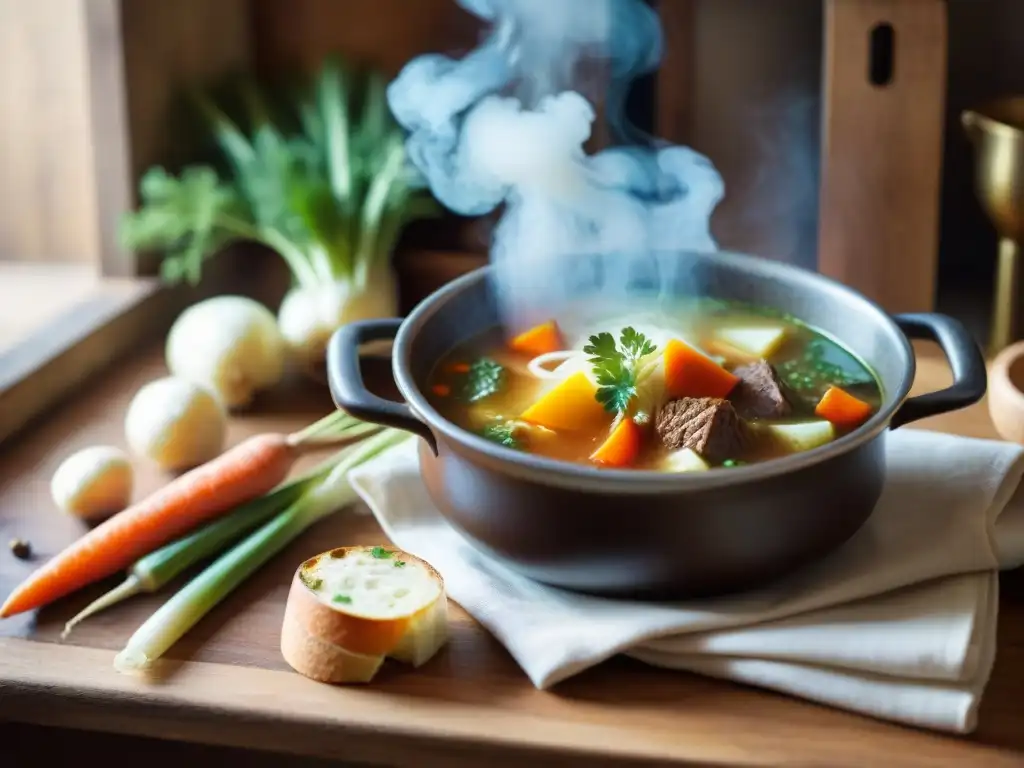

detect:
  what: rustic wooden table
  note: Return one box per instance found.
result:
[1,342,1023,767]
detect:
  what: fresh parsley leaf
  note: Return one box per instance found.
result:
[583,332,618,363]
[370,546,392,559]
[332,594,352,604]
[480,422,521,449]
[620,327,656,359]
[395,560,407,568]
[584,328,657,414]
[596,380,637,413]
[459,358,505,403]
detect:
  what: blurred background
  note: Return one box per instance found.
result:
[0,0,1020,355]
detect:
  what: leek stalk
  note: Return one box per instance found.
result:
[113,429,410,674]
[60,450,349,639]
[62,412,375,638]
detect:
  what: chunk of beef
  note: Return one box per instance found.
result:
[730,360,792,420]
[655,397,749,463]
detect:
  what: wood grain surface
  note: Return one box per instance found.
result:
[0,0,253,275]
[0,0,99,264]
[1,342,1024,767]
[818,0,947,314]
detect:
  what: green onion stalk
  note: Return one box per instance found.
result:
[60,449,349,640]
[113,428,411,674]
[118,57,442,377]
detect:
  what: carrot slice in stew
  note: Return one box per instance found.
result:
[509,320,563,357]
[815,385,874,429]
[590,419,642,468]
[663,339,740,399]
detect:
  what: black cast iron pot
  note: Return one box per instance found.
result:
[327,251,987,599]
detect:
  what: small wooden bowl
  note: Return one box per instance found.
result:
[988,340,1024,443]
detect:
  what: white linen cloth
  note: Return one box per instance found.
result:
[348,429,1024,733]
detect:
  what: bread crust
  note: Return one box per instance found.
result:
[280,545,448,683]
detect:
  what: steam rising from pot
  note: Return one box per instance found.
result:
[387,0,725,332]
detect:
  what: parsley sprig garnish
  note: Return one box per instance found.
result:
[583,327,657,414]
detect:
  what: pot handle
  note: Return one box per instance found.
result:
[890,313,987,429]
[326,319,438,454]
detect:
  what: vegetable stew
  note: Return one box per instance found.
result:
[426,300,882,472]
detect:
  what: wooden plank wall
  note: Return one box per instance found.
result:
[251,0,481,77]
[0,0,99,264]
[0,0,255,275]
[818,0,947,313]
[0,0,948,316]
[116,0,254,276]
[657,0,696,145]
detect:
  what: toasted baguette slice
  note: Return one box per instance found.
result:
[280,545,448,684]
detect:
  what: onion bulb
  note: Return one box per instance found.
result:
[277,268,398,375]
[125,377,227,471]
[51,446,134,521]
[166,296,286,409]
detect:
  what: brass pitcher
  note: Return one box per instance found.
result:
[962,98,1024,357]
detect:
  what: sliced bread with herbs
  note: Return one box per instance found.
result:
[280,545,447,683]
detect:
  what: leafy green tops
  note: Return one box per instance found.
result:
[583,328,658,414]
[119,58,441,289]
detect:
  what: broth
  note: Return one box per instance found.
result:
[427,300,882,472]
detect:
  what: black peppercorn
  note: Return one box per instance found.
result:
[9,538,31,560]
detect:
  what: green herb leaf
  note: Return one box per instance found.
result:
[584,328,656,414]
[480,422,521,450]
[583,332,618,362]
[120,166,251,287]
[395,560,407,568]
[370,546,392,559]
[124,58,441,290]
[593,354,636,413]
[299,572,323,591]
[332,594,352,604]
[620,327,656,359]
[460,358,505,403]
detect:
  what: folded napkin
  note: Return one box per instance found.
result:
[348,429,1024,733]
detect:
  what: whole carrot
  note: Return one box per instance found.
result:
[0,413,377,619]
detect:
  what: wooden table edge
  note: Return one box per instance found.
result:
[0,637,744,768]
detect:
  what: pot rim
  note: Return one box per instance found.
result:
[392,251,915,492]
